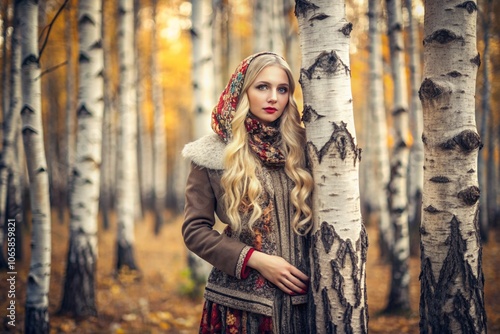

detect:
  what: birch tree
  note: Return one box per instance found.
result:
[406,0,424,254]
[0,0,21,269]
[367,0,392,260]
[151,0,167,235]
[116,0,139,271]
[18,0,52,332]
[295,1,368,332]
[59,0,103,317]
[188,0,215,285]
[385,0,411,313]
[419,1,487,332]
[191,0,214,138]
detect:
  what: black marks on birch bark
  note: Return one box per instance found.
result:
[294,0,319,17]
[456,1,478,14]
[77,104,92,118]
[457,186,480,206]
[419,78,448,101]
[339,23,353,37]
[439,130,482,152]
[312,232,321,293]
[302,105,325,124]
[423,29,465,46]
[22,54,39,67]
[447,71,462,78]
[430,176,451,183]
[307,121,360,166]
[321,287,337,333]
[470,53,481,67]
[79,52,91,63]
[300,51,349,81]
[321,221,335,253]
[310,13,330,22]
[419,216,486,333]
[391,107,407,116]
[424,205,440,213]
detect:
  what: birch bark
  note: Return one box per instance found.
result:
[385,0,411,312]
[406,0,424,254]
[152,0,167,234]
[295,1,368,332]
[18,0,52,332]
[368,0,392,260]
[419,1,486,332]
[59,0,103,317]
[116,0,139,271]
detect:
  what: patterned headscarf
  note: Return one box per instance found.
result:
[211,52,281,143]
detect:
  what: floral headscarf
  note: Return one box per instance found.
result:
[211,52,281,143]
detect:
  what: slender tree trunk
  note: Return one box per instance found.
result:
[0,0,20,269]
[151,0,166,234]
[191,0,215,138]
[385,0,411,313]
[253,0,271,53]
[296,1,368,333]
[62,0,76,224]
[18,0,52,332]
[2,2,10,119]
[419,1,486,332]
[59,0,103,318]
[116,0,139,271]
[368,0,392,261]
[99,0,114,230]
[134,0,147,217]
[406,0,424,256]
[478,0,493,241]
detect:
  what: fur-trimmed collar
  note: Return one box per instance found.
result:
[181,133,226,170]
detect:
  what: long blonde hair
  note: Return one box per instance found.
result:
[220,54,314,235]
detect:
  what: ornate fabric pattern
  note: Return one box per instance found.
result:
[211,52,280,143]
[245,116,286,167]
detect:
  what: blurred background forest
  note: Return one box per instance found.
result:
[0,0,499,333]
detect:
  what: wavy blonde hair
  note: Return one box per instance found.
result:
[220,54,314,236]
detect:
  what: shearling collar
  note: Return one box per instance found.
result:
[181,133,226,170]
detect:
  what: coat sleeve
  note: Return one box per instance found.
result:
[182,163,252,278]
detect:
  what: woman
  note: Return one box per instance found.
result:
[182,52,314,333]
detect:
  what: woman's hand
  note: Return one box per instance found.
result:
[246,251,309,295]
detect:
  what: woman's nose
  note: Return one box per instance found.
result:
[268,89,277,102]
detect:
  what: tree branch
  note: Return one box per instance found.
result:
[39,0,70,58]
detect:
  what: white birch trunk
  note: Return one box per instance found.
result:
[419,1,486,332]
[253,0,271,53]
[191,0,214,138]
[296,1,367,332]
[385,0,411,312]
[63,0,76,222]
[2,2,10,119]
[189,0,216,285]
[134,0,148,218]
[0,1,20,269]
[152,0,166,234]
[116,0,139,271]
[406,0,424,255]
[478,0,493,241]
[99,0,114,230]
[368,0,392,260]
[19,0,52,332]
[59,0,103,317]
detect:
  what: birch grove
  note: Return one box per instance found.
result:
[295,0,368,332]
[59,0,103,317]
[419,1,487,332]
[18,0,52,332]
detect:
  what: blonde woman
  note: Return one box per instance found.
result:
[182,52,314,334]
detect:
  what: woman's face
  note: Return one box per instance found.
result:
[247,65,289,125]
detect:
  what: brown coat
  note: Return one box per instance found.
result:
[182,134,309,332]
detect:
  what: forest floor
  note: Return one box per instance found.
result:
[1,209,499,334]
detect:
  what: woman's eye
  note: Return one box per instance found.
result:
[278,87,288,94]
[257,84,268,90]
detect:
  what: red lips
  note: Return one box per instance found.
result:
[264,107,277,113]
